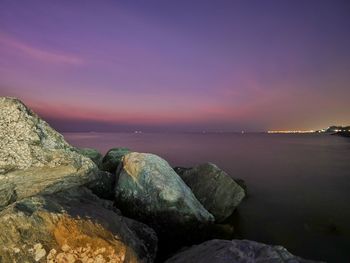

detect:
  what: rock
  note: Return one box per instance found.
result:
[165,239,323,263]
[175,166,248,196]
[234,178,248,195]
[101,147,131,173]
[115,152,214,234]
[173,167,191,176]
[0,97,107,209]
[87,170,116,200]
[72,148,118,200]
[75,147,103,167]
[0,187,157,263]
[179,163,245,222]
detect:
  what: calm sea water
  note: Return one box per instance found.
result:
[63,132,350,262]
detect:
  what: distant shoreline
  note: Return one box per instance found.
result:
[333,131,350,138]
[61,131,317,135]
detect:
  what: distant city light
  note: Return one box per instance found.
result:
[267,130,315,134]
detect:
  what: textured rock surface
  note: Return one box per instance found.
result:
[0,97,102,209]
[165,239,322,263]
[115,152,214,233]
[75,147,103,167]
[179,163,245,222]
[101,147,131,173]
[0,188,157,263]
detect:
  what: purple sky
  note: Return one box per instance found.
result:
[0,0,349,132]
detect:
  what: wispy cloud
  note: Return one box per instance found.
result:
[0,33,84,65]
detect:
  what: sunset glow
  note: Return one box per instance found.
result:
[1,0,349,131]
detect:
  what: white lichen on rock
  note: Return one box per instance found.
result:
[33,243,46,262]
[0,97,74,172]
[47,243,125,263]
[0,97,99,209]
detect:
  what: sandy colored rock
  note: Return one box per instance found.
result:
[0,187,157,263]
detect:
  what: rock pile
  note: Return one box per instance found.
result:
[0,97,322,263]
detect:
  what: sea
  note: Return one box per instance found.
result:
[63,132,350,263]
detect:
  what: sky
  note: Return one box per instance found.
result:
[0,0,349,132]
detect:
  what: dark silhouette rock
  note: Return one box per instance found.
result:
[101,147,131,173]
[333,131,350,138]
[87,170,116,200]
[165,239,323,263]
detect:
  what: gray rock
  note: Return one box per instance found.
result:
[75,147,103,167]
[101,147,131,173]
[179,163,245,222]
[0,187,157,263]
[165,239,323,263]
[0,97,102,209]
[115,152,214,233]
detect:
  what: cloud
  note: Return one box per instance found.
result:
[0,33,83,65]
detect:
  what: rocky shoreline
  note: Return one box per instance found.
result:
[0,97,323,263]
[333,131,350,138]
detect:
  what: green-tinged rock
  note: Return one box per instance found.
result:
[165,239,323,263]
[179,163,245,222]
[101,147,131,173]
[0,97,105,209]
[115,152,214,234]
[75,147,103,167]
[0,187,157,263]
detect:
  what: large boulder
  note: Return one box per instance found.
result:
[0,187,157,263]
[0,97,105,209]
[178,163,245,222]
[165,239,322,263]
[101,147,131,173]
[115,152,214,233]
